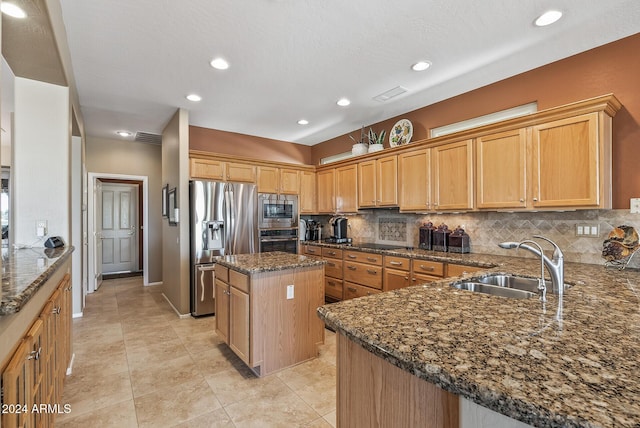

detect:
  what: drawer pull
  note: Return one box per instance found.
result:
[366,269,377,275]
[404,276,409,280]
[366,257,377,262]
[328,251,336,256]
[327,262,335,267]
[347,287,357,292]
[389,261,403,266]
[347,266,357,271]
[419,264,435,272]
[347,254,357,259]
[308,248,317,253]
[327,281,336,286]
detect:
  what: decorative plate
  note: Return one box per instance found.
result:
[389,119,413,146]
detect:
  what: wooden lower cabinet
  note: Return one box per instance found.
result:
[337,333,459,427]
[214,264,324,376]
[1,273,72,428]
[344,282,382,299]
[446,263,484,277]
[384,268,412,291]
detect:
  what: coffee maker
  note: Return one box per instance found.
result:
[329,216,349,243]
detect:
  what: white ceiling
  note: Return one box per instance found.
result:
[58,0,640,146]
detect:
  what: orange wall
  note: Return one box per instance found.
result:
[189,126,313,165]
[311,33,640,209]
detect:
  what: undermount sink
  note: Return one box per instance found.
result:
[450,274,570,299]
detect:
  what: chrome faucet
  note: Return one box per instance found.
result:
[498,235,564,297]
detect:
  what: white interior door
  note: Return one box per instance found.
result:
[94,180,103,289]
[101,183,139,274]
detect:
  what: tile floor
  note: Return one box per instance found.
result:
[57,276,337,427]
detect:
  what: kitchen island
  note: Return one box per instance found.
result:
[317,245,640,427]
[214,251,326,376]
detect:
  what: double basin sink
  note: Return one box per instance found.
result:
[451,274,568,299]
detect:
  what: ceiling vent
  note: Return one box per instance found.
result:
[373,86,408,102]
[134,131,162,145]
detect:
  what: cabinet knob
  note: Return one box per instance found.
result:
[347,266,357,271]
[404,276,409,280]
[519,198,524,203]
[533,197,538,202]
[366,269,377,275]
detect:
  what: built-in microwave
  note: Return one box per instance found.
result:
[258,193,298,229]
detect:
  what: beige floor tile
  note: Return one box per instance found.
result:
[129,354,203,397]
[323,410,337,428]
[224,385,321,427]
[59,370,133,421]
[71,347,129,378]
[172,408,234,428]
[55,398,138,428]
[205,366,288,407]
[170,316,218,337]
[305,417,333,427]
[134,378,222,428]
[181,330,226,355]
[125,337,191,372]
[123,322,180,347]
[193,347,245,377]
[277,359,337,415]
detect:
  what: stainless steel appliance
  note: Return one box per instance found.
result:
[329,216,349,243]
[258,193,298,229]
[190,180,258,316]
[306,220,320,241]
[259,228,299,254]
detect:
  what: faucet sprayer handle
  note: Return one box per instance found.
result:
[532,235,564,259]
[498,242,519,249]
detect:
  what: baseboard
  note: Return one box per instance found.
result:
[162,293,191,319]
[66,353,75,376]
[145,281,163,287]
[72,312,84,318]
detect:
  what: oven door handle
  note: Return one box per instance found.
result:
[260,237,298,242]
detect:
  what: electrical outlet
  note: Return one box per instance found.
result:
[576,223,599,237]
[36,220,47,237]
[286,284,294,299]
[631,198,640,214]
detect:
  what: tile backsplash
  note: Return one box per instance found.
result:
[315,209,640,268]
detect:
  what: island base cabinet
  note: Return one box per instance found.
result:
[337,333,459,428]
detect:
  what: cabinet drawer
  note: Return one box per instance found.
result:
[344,261,382,289]
[322,248,343,259]
[411,260,445,277]
[343,281,382,300]
[384,268,412,292]
[384,255,410,271]
[215,265,229,282]
[229,269,249,293]
[446,264,484,277]
[324,259,343,279]
[325,278,343,300]
[411,273,441,285]
[344,250,383,266]
[303,245,322,257]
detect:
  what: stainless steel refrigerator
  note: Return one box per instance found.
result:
[190,180,258,316]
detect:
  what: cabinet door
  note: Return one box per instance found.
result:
[358,160,377,208]
[476,129,527,209]
[39,300,55,427]
[432,140,474,211]
[229,286,250,364]
[343,281,381,300]
[399,149,431,211]
[299,170,317,213]
[190,158,225,180]
[226,162,256,183]
[1,340,31,428]
[317,169,335,213]
[257,166,279,193]
[377,155,398,206]
[384,268,411,292]
[531,113,599,207]
[335,165,358,213]
[280,168,300,194]
[215,279,230,344]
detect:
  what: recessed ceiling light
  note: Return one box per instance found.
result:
[1,3,27,18]
[297,119,309,125]
[116,131,132,137]
[535,10,562,26]
[210,58,229,70]
[411,61,431,71]
[186,94,202,102]
[337,98,351,107]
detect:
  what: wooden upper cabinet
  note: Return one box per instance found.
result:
[226,162,256,183]
[317,169,336,213]
[476,128,527,209]
[432,140,474,211]
[257,166,300,194]
[299,170,317,213]
[335,164,358,213]
[190,158,225,180]
[531,113,602,208]
[399,149,431,211]
[359,155,398,208]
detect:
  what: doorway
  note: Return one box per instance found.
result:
[99,181,141,275]
[87,173,150,293]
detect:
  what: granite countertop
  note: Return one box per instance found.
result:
[215,251,325,275]
[314,242,640,428]
[1,246,74,315]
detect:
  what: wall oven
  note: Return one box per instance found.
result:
[259,228,299,254]
[258,194,298,229]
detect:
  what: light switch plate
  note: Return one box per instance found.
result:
[631,198,640,214]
